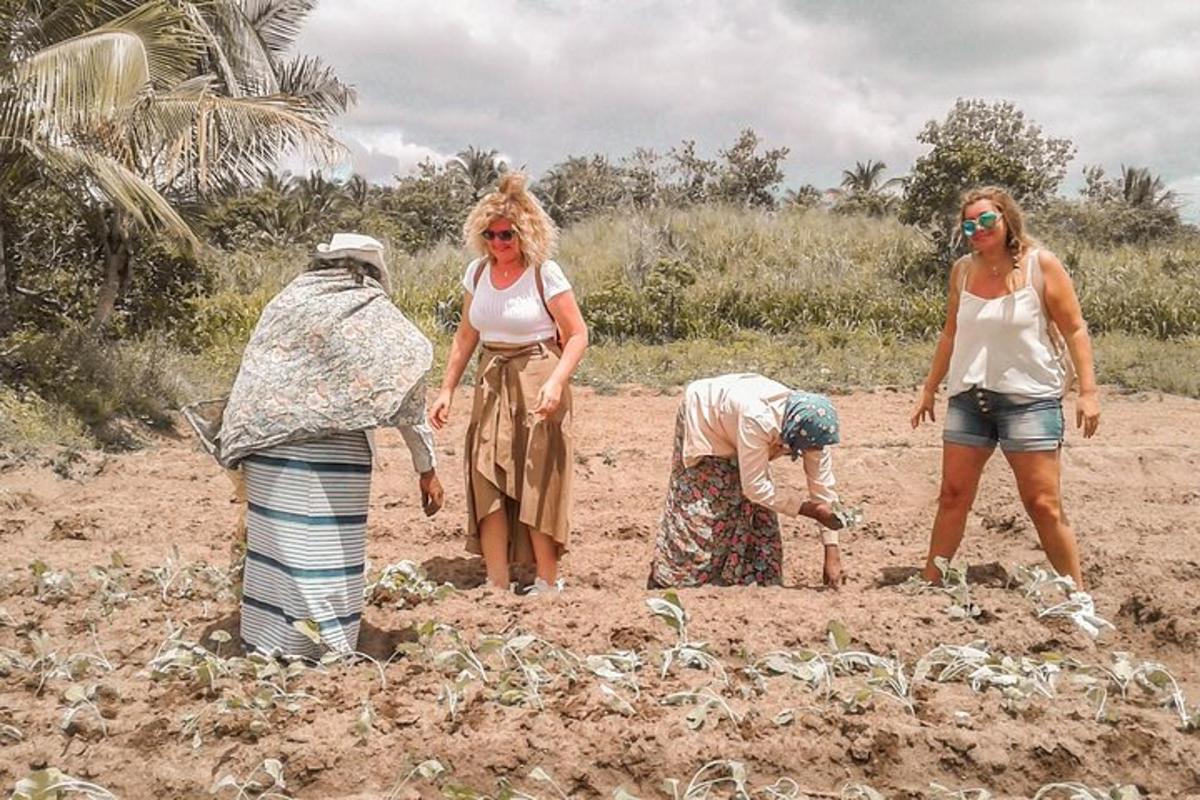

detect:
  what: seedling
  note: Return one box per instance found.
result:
[1088,652,1198,730]
[88,553,133,613]
[915,641,1062,715]
[10,769,117,800]
[210,758,292,799]
[930,784,993,799]
[1012,565,1114,638]
[142,545,239,605]
[30,560,74,604]
[384,759,445,800]
[485,633,580,709]
[0,720,22,742]
[145,627,317,749]
[352,698,375,742]
[59,682,108,737]
[645,591,727,684]
[899,557,981,620]
[1030,784,1141,800]
[662,687,742,731]
[664,760,749,800]
[825,620,913,714]
[367,560,455,606]
[831,502,865,530]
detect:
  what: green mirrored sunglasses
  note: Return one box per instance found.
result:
[962,210,1001,237]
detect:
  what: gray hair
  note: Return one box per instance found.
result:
[307,255,387,290]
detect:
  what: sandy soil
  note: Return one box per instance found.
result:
[2,386,1199,799]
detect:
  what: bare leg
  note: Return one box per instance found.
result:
[1003,449,1084,588]
[529,530,560,584]
[921,443,994,581]
[478,509,510,589]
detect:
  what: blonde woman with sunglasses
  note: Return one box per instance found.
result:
[429,173,588,594]
[910,186,1100,587]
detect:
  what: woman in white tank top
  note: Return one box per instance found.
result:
[910,186,1100,588]
[429,173,589,594]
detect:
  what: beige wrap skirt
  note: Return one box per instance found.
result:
[464,340,573,565]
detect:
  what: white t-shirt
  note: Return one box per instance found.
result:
[461,258,572,344]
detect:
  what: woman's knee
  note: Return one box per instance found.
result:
[1023,490,1063,526]
[937,480,975,513]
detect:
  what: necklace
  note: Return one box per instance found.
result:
[976,253,1017,277]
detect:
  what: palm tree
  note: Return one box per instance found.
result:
[1120,165,1177,209]
[0,0,354,329]
[839,160,901,195]
[286,170,350,232]
[450,145,507,199]
[783,184,822,208]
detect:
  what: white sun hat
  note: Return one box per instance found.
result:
[314,232,390,291]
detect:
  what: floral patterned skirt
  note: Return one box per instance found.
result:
[649,407,782,587]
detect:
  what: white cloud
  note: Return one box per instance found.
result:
[294,0,1200,217]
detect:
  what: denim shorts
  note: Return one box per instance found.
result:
[944,387,1064,452]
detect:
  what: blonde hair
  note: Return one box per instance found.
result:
[462,172,558,269]
[959,186,1037,263]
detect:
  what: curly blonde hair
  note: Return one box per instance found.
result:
[959,186,1037,263]
[462,172,558,268]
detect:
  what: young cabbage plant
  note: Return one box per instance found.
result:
[10,769,118,800]
[645,591,727,684]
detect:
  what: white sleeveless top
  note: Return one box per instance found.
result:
[945,249,1065,399]
[461,258,571,344]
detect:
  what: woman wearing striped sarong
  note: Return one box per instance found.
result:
[194,233,443,659]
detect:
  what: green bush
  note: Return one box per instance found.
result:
[3,328,191,446]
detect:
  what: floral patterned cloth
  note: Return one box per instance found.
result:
[209,268,433,468]
[780,391,840,457]
[650,407,782,587]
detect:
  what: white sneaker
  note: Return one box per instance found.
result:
[525,578,563,596]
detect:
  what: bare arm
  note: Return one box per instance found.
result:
[428,292,480,430]
[911,257,967,427]
[532,290,589,418]
[547,290,589,383]
[1039,250,1100,437]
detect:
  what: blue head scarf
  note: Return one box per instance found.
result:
[780,391,839,459]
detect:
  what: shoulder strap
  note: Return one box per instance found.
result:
[533,263,555,322]
[958,256,972,293]
[1026,248,1041,294]
[471,258,487,290]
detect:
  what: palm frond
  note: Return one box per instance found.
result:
[146,83,345,193]
[21,136,197,247]
[6,2,200,136]
[185,0,279,94]
[276,54,356,117]
[242,0,317,55]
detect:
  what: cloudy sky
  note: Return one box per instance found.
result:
[295,0,1200,219]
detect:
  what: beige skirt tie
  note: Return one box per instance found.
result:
[464,340,573,565]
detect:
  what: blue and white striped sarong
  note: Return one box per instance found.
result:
[239,431,372,659]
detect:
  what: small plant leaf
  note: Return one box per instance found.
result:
[293,619,322,645]
[827,619,851,652]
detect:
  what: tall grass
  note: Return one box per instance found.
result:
[189,206,1200,348]
[3,206,1197,454]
